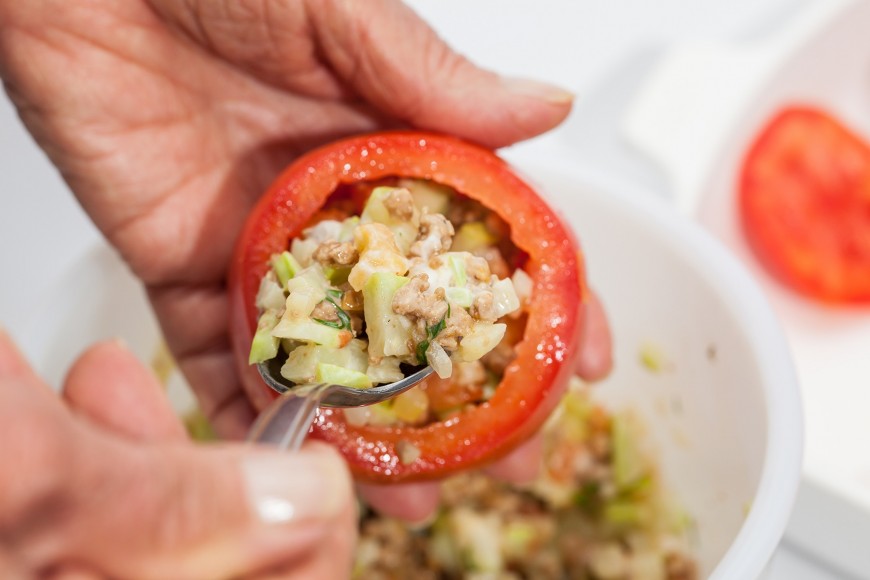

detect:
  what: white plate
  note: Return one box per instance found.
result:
[624,0,870,575]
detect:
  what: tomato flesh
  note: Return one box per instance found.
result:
[740,106,870,303]
[229,132,585,482]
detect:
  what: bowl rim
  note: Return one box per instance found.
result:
[521,159,804,579]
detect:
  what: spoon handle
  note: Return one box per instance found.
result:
[246,383,333,451]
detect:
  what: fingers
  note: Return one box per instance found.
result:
[62,339,187,442]
[59,434,356,580]
[576,290,613,381]
[148,284,260,440]
[310,0,574,148]
[149,0,572,149]
[483,433,544,485]
[0,331,355,578]
[356,481,441,524]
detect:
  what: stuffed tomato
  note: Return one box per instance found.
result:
[230,132,586,482]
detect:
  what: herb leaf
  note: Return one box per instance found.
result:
[416,306,450,364]
[313,296,352,331]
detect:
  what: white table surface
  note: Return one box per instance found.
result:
[0,0,854,577]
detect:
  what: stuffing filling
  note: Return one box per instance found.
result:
[353,379,699,580]
[249,179,531,427]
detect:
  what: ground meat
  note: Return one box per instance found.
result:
[341,288,364,312]
[434,305,474,351]
[410,213,454,258]
[312,240,358,267]
[310,299,339,322]
[665,552,699,580]
[391,274,449,327]
[466,254,492,281]
[470,290,497,321]
[383,187,416,220]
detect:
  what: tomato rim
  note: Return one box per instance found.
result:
[229,131,585,482]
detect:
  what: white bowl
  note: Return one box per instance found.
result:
[18,162,802,579]
[624,0,870,573]
[529,163,802,579]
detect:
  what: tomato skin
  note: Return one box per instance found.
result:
[229,132,586,482]
[740,106,870,303]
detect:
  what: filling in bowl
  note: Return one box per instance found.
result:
[249,178,531,429]
[354,379,698,579]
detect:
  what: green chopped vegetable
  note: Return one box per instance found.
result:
[445,286,473,307]
[416,307,449,365]
[248,310,280,364]
[315,362,373,389]
[363,272,413,358]
[271,251,301,287]
[312,297,352,331]
[448,254,467,287]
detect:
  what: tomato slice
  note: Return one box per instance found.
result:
[740,106,870,303]
[229,132,586,482]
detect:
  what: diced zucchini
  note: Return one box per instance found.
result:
[248,310,280,364]
[280,339,368,384]
[448,254,468,287]
[445,286,473,308]
[612,413,647,490]
[324,265,351,285]
[501,521,537,560]
[458,322,506,362]
[272,319,350,347]
[315,363,372,389]
[452,222,496,252]
[363,272,413,358]
[603,500,652,527]
[270,251,301,288]
[286,264,329,296]
[399,178,452,214]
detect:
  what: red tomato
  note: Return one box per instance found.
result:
[229,132,586,482]
[740,106,870,303]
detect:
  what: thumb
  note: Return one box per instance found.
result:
[61,436,356,580]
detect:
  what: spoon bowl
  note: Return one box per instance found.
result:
[247,362,434,450]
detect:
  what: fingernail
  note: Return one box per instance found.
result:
[242,450,350,525]
[501,76,575,104]
[111,337,129,350]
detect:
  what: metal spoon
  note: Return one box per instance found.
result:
[246,359,433,451]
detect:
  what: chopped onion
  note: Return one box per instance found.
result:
[491,278,520,318]
[255,276,285,311]
[511,268,533,305]
[426,341,453,379]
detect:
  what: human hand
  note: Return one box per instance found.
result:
[0,330,355,579]
[0,0,610,521]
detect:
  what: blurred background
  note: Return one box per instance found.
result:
[1,0,863,578]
